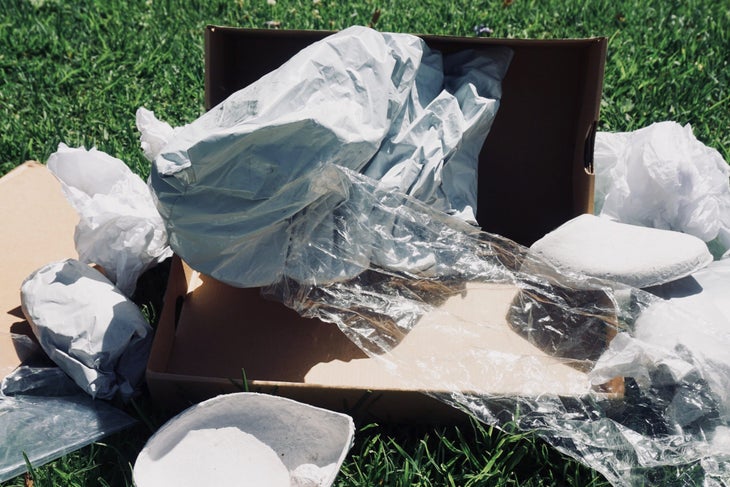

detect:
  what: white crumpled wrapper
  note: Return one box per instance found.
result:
[594,121,730,258]
[20,259,153,400]
[47,143,172,296]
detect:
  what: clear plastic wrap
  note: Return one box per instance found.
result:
[260,165,730,486]
[0,365,136,482]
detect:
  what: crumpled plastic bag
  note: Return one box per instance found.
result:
[20,258,153,400]
[47,143,172,296]
[145,25,512,287]
[594,121,730,258]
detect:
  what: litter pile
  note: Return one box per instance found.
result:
[2,25,730,487]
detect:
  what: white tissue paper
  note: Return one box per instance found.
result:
[594,121,730,258]
[145,25,512,287]
[20,259,153,400]
[47,143,172,296]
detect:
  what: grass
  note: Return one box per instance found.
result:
[1,0,728,485]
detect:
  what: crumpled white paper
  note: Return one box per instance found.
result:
[144,25,512,288]
[47,143,172,296]
[594,121,730,258]
[20,259,152,400]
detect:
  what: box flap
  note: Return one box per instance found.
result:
[0,162,78,379]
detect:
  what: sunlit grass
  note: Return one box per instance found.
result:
[1,0,728,485]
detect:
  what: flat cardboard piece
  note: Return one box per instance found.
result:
[0,162,78,379]
[148,258,599,420]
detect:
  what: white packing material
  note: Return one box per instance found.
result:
[136,107,177,162]
[20,259,152,400]
[133,393,354,487]
[145,25,512,287]
[528,213,713,288]
[594,121,730,258]
[47,143,172,296]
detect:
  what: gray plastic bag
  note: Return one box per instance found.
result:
[145,26,512,287]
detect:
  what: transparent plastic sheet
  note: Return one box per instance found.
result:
[0,366,136,482]
[258,165,730,486]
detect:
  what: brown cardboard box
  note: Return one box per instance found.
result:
[147,28,610,420]
[0,162,78,379]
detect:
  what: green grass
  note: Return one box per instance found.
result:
[1,0,728,485]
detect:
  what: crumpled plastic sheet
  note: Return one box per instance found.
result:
[0,382,136,482]
[594,121,730,259]
[146,25,512,288]
[47,143,172,296]
[256,165,730,486]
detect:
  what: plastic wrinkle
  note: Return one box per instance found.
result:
[20,259,153,401]
[258,166,730,486]
[147,26,512,288]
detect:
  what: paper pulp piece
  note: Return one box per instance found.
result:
[47,143,172,296]
[147,25,511,287]
[133,393,354,487]
[20,259,152,400]
[528,213,713,288]
[594,121,730,258]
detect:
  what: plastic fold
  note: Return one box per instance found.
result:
[259,166,730,486]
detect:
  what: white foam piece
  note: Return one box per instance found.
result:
[133,393,355,487]
[529,214,712,288]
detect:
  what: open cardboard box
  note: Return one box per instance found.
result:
[147,27,611,420]
[0,162,78,380]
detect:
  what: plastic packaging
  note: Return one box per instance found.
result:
[20,259,153,401]
[147,26,512,287]
[0,392,136,482]
[594,122,730,259]
[47,143,172,296]
[259,165,730,486]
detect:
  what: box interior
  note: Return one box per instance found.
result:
[148,28,611,417]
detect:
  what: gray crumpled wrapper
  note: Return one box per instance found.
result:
[20,258,152,401]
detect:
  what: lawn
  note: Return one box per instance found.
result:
[1,0,728,485]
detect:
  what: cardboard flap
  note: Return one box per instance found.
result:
[0,162,78,379]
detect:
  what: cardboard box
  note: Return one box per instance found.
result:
[147,27,610,420]
[0,162,78,379]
